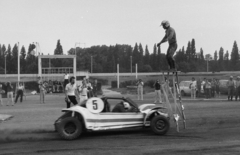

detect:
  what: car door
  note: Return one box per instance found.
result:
[95,99,145,129]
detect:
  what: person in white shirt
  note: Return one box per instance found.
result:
[136,79,144,100]
[65,76,79,108]
[79,80,88,105]
[64,72,69,89]
[15,82,24,104]
[190,77,197,99]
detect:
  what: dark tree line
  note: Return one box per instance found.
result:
[0,39,239,74]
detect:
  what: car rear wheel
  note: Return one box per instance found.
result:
[57,117,83,140]
[150,115,170,135]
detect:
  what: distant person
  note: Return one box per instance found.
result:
[201,78,206,97]
[153,80,162,103]
[0,83,4,106]
[6,82,14,106]
[215,79,220,98]
[227,76,235,101]
[79,81,88,105]
[211,78,216,98]
[196,78,201,97]
[235,76,240,101]
[39,81,46,104]
[205,79,211,99]
[86,78,93,98]
[157,20,177,70]
[63,72,69,89]
[190,77,197,99]
[15,82,24,104]
[92,79,98,97]
[65,76,79,108]
[136,79,144,100]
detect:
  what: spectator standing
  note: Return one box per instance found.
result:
[92,79,98,97]
[38,76,42,99]
[79,81,88,105]
[205,79,211,99]
[6,82,14,106]
[39,81,46,103]
[190,77,197,99]
[201,78,206,97]
[227,76,235,101]
[0,83,4,106]
[235,76,240,101]
[196,78,201,97]
[136,79,144,100]
[153,80,162,103]
[15,82,24,104]
[215,79,220,98]
[211,78,216,98]
[86,79,93,98]
[65,76,79,108]
[63,72,69,89]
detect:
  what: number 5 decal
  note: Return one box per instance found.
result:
[92,100,98,110]
[86,97,104,113]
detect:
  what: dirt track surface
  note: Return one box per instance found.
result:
[0,94,240,155]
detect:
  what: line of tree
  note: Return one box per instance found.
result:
[0,39,239,74]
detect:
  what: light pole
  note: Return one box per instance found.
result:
[17,42,20,84]
[91,56,93,73]
[205,54,212,72]
[75,42,86,56]
[130,56,132,73]
[4,54,6,77]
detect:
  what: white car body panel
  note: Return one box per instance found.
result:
[62,102,168,131]
[62,106,145,131]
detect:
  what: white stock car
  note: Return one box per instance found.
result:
[54,96,170,140]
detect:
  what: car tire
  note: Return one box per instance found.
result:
[181,90,185,96]
[57,117,83,140]
[150,115,170,135]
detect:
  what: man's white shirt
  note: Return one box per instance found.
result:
[64,74,69,80]
[65,83,77,96]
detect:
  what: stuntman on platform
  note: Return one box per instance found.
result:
[157,20,177,70]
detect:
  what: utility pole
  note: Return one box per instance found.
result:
[75,42,86,56]
[4,54,6,77]
[91,56,93,73]
[130,56,132,73]
[17,42,20,85]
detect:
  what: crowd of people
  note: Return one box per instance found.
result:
[189,77,221,99]
[189,76,240,101]
[65,76,98,108]
[0,82,25,106]
[141,75,240,104]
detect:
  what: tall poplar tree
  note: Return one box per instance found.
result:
[230,41,239,70]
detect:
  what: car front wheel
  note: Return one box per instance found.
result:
[56,117,83,140]
[150,115,170,135]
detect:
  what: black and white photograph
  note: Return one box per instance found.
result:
[0,0,240,154]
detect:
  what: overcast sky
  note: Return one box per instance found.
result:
[0,0,239,56]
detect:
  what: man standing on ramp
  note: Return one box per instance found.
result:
[157,20,177,70]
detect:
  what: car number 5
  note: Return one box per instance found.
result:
[92,100,98,110]
[86,97,104,113]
